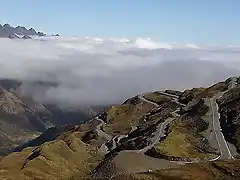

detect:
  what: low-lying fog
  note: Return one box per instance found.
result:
[0,36,239,106]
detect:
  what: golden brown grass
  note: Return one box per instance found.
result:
[0,131,103,180]
[155,127,190,157]
[154,118,211,159]
[0,88,26,114]
[180,82,228,104]
[200,82,228,98]
[103,100,154,135]
[144,92,171,104]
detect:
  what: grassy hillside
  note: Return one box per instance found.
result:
[103,96,155,135]
[0,126,103,180]
[146,98,216,160]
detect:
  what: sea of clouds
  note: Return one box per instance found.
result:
[0,36,239,106]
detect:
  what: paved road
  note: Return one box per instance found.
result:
[96,118,138,152]
[171,78,238,162]
[95,117,112,141]
[140,89,234,161]
[137,117,175,153]
[158,91,186,107]
[129,126,137,133]
[134,95,181,153]
[138,94,159,107]
[171,108,181,117]
[139,91,186,110]
[210,93,234,160]
[209,77,238,159]
[228,77,238,89]
[96,78,238,158]
[157,91,179,99]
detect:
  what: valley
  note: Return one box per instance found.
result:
[0,79,105,155]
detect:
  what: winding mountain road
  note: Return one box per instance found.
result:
[228,77,238,89]
[138,94,159,107]
[210,94,234,160]
[137,117,175,153]
[140,89,235,160]
[158,91,186,107]
[96,78,238,158]
[135,93,182,153]
[95,116,112,153]
[208,77,238,160]
[160,80,236,160]
[94,78,240,180]
[95,117,112,141]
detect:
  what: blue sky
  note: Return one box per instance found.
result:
[0,0,239,44]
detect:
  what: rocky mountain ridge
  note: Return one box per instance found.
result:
[0,23,46,39]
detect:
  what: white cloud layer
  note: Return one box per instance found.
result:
[0,36,239,106]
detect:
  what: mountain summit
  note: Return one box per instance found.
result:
[0,23,46,39]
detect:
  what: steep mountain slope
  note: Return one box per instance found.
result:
[0,77,240,179]
[0,79,103,154]
[146,98,215,161]
[217,79,240,154]
[0,125,103,180]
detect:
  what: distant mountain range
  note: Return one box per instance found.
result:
[0,23,52,39]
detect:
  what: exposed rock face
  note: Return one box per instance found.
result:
[218,86,240,152]
[179,81,228,105]
[28,28,37,35]
[0,24,9,37]
[0,23,46,39]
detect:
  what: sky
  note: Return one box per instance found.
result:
[0,0,239,44]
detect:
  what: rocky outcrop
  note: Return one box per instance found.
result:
[179,81,228,105]
[0,23,46,39]
[145,147,193,162]
[218,87,240,152]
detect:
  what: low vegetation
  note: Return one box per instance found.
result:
[147,98,214,160]
[0,130,103,180]
[164,89,182,96]
[144,92,172,104]
[103,96,154,135]
[179,81,228,104]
